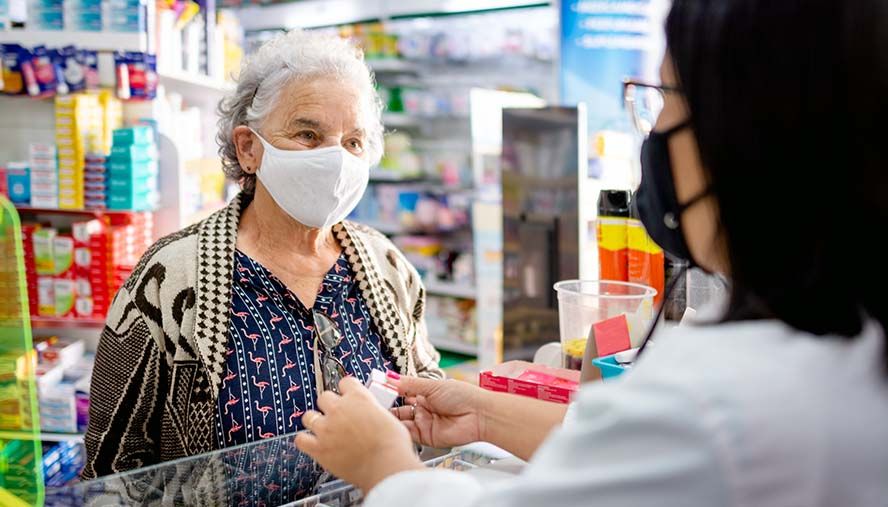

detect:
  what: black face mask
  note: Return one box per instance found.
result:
[635,121,711,268]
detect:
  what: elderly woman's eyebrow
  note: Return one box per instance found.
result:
[287,117,324,130]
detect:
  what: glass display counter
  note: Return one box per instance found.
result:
[47,434,494,506]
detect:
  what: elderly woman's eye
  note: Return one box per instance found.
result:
[298,131,317,141]
[347,139,364,151]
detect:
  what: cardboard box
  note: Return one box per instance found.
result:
[37,276,55,316]
[52,236,75,276]
[53,279,76,317]
[479,361,580,404]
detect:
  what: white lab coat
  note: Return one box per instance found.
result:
[366,319,888,507]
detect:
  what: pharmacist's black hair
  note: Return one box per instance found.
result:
[665,0,888,371]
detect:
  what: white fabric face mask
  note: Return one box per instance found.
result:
[250,129,370,229]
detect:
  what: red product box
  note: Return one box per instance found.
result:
[479,361,581,405]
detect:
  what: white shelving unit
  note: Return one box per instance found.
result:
[0,30,148,52]
[158,71,235,96]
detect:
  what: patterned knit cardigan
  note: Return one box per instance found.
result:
[82,192,443,480]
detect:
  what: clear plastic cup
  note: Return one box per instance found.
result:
[554,280,657,370]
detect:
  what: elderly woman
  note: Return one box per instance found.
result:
[82,30,442,480]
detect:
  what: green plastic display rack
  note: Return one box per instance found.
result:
[0,195,45,506]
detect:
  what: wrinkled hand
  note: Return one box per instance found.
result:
[390,377,486,449]
[295,377,423,493]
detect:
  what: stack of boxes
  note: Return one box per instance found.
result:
[31,227,77,318]
[29,143,58,209]
[108,212,153,291]
[55,92,103,210]
[28,0,64,30]
[72,218,111,319]
[21,225,39,315]
[64,0,102,31]
[83,154,107,210]
[108,126,158,211]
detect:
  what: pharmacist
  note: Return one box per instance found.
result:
[82,31,442,479]
[296,1,888,505]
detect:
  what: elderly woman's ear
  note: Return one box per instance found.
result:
[233,125,261,175]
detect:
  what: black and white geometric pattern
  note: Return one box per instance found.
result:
[192,193,242,395]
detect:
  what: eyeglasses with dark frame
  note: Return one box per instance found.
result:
[622,79,682,136]
[312,311,347,395]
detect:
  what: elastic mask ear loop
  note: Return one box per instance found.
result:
[664,185,713,230]
[635,264,689,360]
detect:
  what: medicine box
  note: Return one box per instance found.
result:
[29,142,56,158]
[110,143,157,161]
[108,174,156,194]
[112,126,153,145]
[33,229,57,274]
[6,165,30,204]
[108,158,158,178]
[479,361,580,404]
[108,191,157,211]
[31,195,59,208]
[30,169,59,183]
[37,276,55,316]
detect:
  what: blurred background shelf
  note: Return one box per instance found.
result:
[382,112,421,128]
[30,317,105,329]
[369,59,418,74]
[425,280,476,299]
[15,206,147,216]
[360,220,405,235]
[0,30,148,52]
[430,337,477,356]
[0,431,85,443]
[157,71,235,95]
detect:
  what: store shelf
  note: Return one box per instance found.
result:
[369,59,418,73]
[382,112,420,128]
[430,337,477,356]
[234,0,551,31]
[31,317,105,329]
[425,280,476,299]
[369,172,426,183]
[15,206,143,216]
[0,30,147,52]
[158,71,235,95]
[0,430,84,443]
[361,220,405,235]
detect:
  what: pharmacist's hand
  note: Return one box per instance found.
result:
[295,377,423,493]
[391,377,486,449]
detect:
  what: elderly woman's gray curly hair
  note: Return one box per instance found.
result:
[217,30,385,192]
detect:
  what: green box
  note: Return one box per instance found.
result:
[107,158,159,179]
[109,143,158,162]
[108,174,157,194]
[112,126,154,146]
[107,191,158,211]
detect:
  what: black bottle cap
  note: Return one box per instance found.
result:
[598,190,631,217]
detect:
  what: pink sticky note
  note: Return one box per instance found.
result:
[592,314,632,357]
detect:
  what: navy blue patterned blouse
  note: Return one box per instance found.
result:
[216,249,396,448]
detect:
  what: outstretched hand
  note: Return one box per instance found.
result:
[390,376,487,449]
[295,377,423,493]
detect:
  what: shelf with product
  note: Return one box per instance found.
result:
[0,431,84,443]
